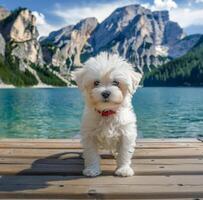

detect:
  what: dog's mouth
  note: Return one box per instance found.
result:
[103,99,109,103]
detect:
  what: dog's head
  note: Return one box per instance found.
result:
[74,52,142,111]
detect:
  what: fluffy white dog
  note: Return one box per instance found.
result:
[74,52,142,177]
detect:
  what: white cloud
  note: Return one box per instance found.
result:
[170,8,203,28]
[52,0,138,24]
[33,1,139,36]
[151,0,178,10]
[32,11,61,37]
[195,0,203,3]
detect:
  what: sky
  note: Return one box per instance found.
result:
[0,0,203,37]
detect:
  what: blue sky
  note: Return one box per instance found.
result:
[1,0,203,36]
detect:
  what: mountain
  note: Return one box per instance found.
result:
[0,7,67,87]
[0,4,202,87]
[168,34,202,58]
[40,17,98,71]
[42,4,187,73]
[87,5,184,72]
[143,36,203,86]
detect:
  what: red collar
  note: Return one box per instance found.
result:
[95,109,116,117]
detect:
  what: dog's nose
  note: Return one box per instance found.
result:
[101,90,111,99]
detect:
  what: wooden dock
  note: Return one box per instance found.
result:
[0,139,203,199]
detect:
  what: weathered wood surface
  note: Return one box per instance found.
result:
[0,139,202,199]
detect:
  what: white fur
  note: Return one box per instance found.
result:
[74,52,142,177]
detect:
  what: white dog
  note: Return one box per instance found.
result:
[74,52,142,177]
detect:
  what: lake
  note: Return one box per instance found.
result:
[0,87,203,139]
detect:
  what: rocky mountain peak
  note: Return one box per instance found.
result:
[0,8,38,42]
[43,17,98,45]
[43,25,74,45]
[0,6,69,87]
[0,7,43,66]
[10,8,38,42]
[115,4,151,18]
[41,17,98,67]
[74,17,98,33]
[89,4,150,51]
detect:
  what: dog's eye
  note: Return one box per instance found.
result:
[94,80,100,87]
[112,80,119,86]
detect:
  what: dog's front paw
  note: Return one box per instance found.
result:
[115,166,134,177]
[83,167,101,177]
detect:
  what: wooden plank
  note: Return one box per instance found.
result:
[0,139,202,199]
[0,141,203,149]
[0,175,203,199]
[0,142,81,149]
[0,157,203,165]
[0,138,200,143]
[0,163,202,175]
[0,138,201,152]
[0,175,203,186]
[137,138,200,142]
[0,147,202,159]
[0,148,83,158]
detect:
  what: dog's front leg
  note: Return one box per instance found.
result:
[115,132,135,177]
[82,137,101,177]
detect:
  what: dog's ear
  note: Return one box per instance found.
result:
[129,71,142,93]
[73,68,86,91]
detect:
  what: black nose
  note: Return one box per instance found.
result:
[101,90,111,99]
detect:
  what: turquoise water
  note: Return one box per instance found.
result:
[0,88,203,138]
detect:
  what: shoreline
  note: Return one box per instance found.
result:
[1,84,203,89]
[0,83,15,89]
